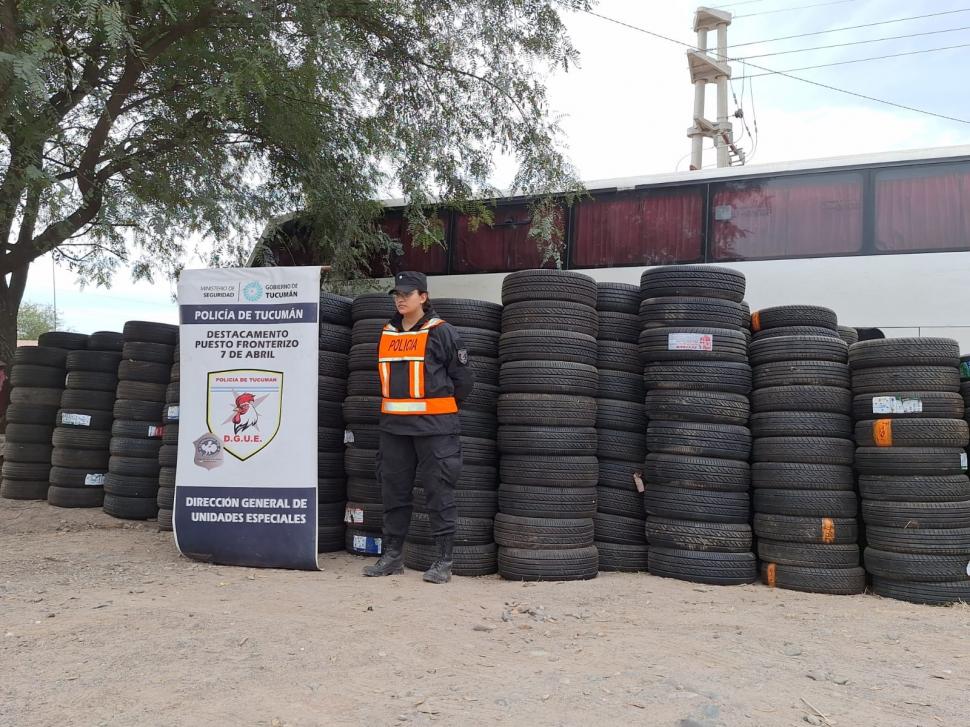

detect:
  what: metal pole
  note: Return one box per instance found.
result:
[690,28,708,170]
[715,22,731,168]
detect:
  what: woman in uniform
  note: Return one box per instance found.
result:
[362,271,474,583]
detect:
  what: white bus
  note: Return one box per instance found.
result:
[255,145,970,348]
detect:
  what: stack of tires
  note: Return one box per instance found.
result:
[495,269,599,581]
[156,340,180,531]
[317,293,353,553]
[748,306,865,595]
[104,321,177,520]
[1,332,86,500]
[639,265,756,586]
[852,337,970,605]
[593,283,649,572]
[48,332,124,508]
[343,293,393,556]
[405,298,502,577]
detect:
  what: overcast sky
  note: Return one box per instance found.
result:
[23,0,970,333]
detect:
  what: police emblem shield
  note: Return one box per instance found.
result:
[206,369,283,461]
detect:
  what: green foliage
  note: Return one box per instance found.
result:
[16,301,68,339]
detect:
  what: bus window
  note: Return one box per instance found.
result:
[711,172,864,261]
[454,204,560,273]
[378,211,449,274]
[875,162,970,252]
[572,187,704,267]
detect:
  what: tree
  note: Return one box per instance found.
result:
[0,1,586,363]
[16,300,65,340]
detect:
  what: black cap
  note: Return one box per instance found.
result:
[388,270,427,295]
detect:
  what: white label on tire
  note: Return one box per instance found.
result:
[84,473,105,486]
[344,430,355,444]
[345,507,364,524]
[872,396,922,414]
[148,425,164,438]
[668,333,713,351]
[961,452,968,472]
[966,560,970,577]
[61,413,91,427]
[352,534,381,554]
[167,405,180,421]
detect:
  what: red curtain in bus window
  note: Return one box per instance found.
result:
[378,211,449,274]
[572,187,704,267]
[454,204,559,273]
[711,172,864,260]
[875,163,970,252]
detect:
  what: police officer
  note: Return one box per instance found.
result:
[362,271,474,583]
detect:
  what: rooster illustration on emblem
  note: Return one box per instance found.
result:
[223,391,270,434]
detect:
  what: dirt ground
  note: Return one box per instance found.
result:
[0,499,966,727]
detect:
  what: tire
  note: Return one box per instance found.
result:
[638,327,747,363]
[498,330,598,366]
[61,389,115,411]
[499,361,597,397]
[343,501,383,530]
[646,517,752,552]
[864,548,970,582]
[345,528,383,555]
[852,391,964,420]
[1,462,52,480]
[462,383,499,414]
[751,385,851,415]
[109,437,163,458]
[319,350,350,378]
[838,326,859,345]
[104,473,160,498]
[407,513,493,546]
[761,563,865,595]
[4,441,53,463]
[501,269,597,307]
[750,305,837,332]
[157,508,173,532]
[639,296,744,330]
[50,447,108,469]
[748,335,847,365]
[854,418,969,448]
[342,396,380,425]
[499,454,598,488]
[432,299,503,330]
[597,341,641,374]
[343,423,378,449]
[11,387,64,407]
[596,428,646,462]
[501,301,598,339]
[116,380,167,402]
[596,398,646,432]
[319,323,352,353]
[121,342,175,364]
[4,424,54,444]
[870,577,970,606]
[597,370,643,403]
[113,399,165,422]
[596,541,650,572]
[413,487,498,519]
[111,420,166,440]
[865,525,970,555]
[593,512,647,545]
[497,546,598,581]
[494,514,594,549]
[345,477,380,503]
[116,360,170,384]
[47,485,104,508]
[468,356,499,388]
[597,458,644,491]
[855,447,966,476]
[159,468,176,488]
[13,347,68,367]
[123,321,178,345]
[347,343,377,372]
[750,411,852,438]
[497,393,596,427]
[39,331,89,349]
[848,337,960,371]
[67,350,122,373]
[751,462,854,491]
[344,448,378,479]
[643,361,751,395]
[753,437,854,465]
[11,365,66,388]
[753,361,850,389]
[6,403,59,425]
[319,293,353,325]
[595,282,639,315]
[404,542,498,577]
[455,327,500,357]
[108,455,160,478]
[345,371,378,397]
[645,486,750,524]
[639,265,745,303]
[859,474,970,502]
[753,513,858,544]
[52,428,111,449]
[644,453,750,492]
[103,493,158,520]
[648,547,756,585]
[644,390,750,425]
[647,421,751,461]
[757,540,860,568]
[0,479,50,499]
[851,366,960,395]
[159,444,176,469]
[597,311,640,343]
[862,500,970,529]
[351,293,395,323]
[595,486,644,518]
[498,484,596,519]
[754,488,858,518]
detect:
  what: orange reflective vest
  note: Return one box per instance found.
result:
[378,317,458,415]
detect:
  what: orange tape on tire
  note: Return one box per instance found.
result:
[821,517,836,544]
[750,311,762,332]
[872,419,893,447]
[765,562,777,587]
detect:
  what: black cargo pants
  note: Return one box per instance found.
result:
[377,432,461,539]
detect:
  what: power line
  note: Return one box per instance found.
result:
[735,0,861,19]
[580,8,970,125]
[732,8,970,48]
[737,41,970,78]
[738,23,970,59]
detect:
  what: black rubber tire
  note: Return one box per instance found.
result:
[859,474,970,502]
[757,539,860,568]
[407,513,494,546]
[11,365,66,388]
[498,484,596,519]
[597,369,644,403]
[13,346,67,367]
[849,337,960,371]
[59,389,114,412]
[318,350,350,378]
[855,447,967,476]
[1,462,52,480]
[413,487,498,519]
[351,293,395,322]
[761,563,866,595]
[4,441,53,463]
[66,350,122,373]
[751,385,851,415]
[54,408,111,430]
[750,411,852,438]
[753,513,858,544]
[163,403,180,424]
[345,528,383,555]
[499,360,597,397]
[113,399,164,422]
[753,361,850,389]
[870,577,970,606]
[404,542,498,577]
[751,305,837,332]
[432,299,503,330]
[103,493,158,520]
[123,321,177,345]
[596,428,645,462]
[158,468,176,488]
[0,479,49,499]
[341,396,380,425]
[462,383,499,415]
[459,436,497,467]
[596,398,646,433]
[352,320,384,347]
[865,548,970,582]
[501,301,598,339]
[454,326,500,358]
[593,511,647,545]
[468,356,499,388]
[647,420,751,461]
[6,403,59,425]
[852,391,964,420]
[104,472,160,498]
[52,428,111,450]
[110,419,165,440]
[597,458,644,491]
[497,393,597,427]
[862,500,970,529]
[109,437,163,458]
[644,390,750,425]
[597,311,640,343]
[344,447,378,479]
[645,485,750,524]
[851,366,960,395]
[39,331,89,349]
[4,424,54,444]
[596,541,650,572]
[499,454,598,488]
[498,426,596,457]
[497,545,598,581]
[751,462,854,491]
[49,447,107,469]
[345,477,380,503]
[648,547,757,585]
[501,269,597,307]
[754,487,858,518]
[595,486,644,518]
[597,341,641,374]
[639,265,745,303]
[643,361,752,394]
[838,326,859,346]
[345,371,378,398]
[319,323,352,353]
[596,282,639,314]
[638,327,747,364]
[644,453,750,492]
[121,342,175,364]
[638,296,744,330]
[752,437,854,465]
[749,335,847,365]
[343,423,379,449]
[865,525,970,555]
[116,380,167,402]
[494,514,594,549]
[319,293,353,325]
[347,343,377,372]
[459,409,497,439]
[108,455,160,478]
[64,371,118,392]
[854,418,969,448]
[646,517,752,553]
[11,387,64,407]
[342,501,384,531]
[47,485,104,508]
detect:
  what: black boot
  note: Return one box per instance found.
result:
[362,535,404,577]
[423,534,454,584]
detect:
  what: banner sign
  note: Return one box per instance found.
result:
[173,266,321,569]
